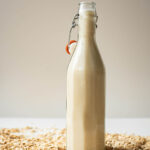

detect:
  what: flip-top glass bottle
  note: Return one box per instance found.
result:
[67,2,105,150]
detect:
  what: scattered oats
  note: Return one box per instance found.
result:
[0,127,149,150]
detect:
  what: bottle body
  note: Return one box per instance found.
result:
[67,2,105,150]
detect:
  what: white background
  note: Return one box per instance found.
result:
[0,0,150,118]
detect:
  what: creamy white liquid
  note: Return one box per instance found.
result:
[67,10,105,150]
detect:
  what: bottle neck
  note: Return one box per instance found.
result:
[78,11,96,39]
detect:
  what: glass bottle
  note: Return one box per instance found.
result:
[67,2,105,150]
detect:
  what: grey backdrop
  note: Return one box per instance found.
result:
[0,0,150,118]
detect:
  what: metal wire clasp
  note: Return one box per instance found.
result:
[68,13,79,50]
[95,10,98,28]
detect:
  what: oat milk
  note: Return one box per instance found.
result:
[67,2,105,150]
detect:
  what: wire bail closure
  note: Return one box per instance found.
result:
[67,11,98,50]
[68,13,79,50]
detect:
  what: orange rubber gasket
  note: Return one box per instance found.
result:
[66,40,77,55]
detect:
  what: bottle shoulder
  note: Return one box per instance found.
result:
[68,41,105,74]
